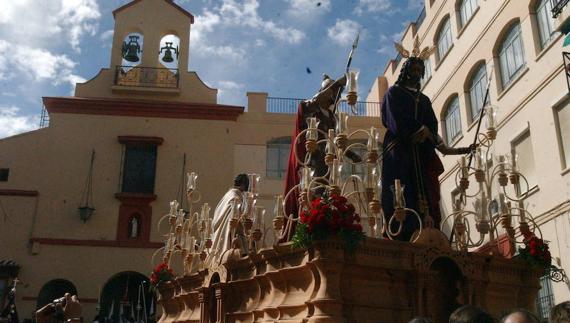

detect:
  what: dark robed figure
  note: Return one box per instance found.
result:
[381,56,473,241]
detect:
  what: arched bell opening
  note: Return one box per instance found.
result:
[158,34,180,71]
[121,32,144,72]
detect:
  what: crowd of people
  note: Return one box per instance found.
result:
[407,302,570,323]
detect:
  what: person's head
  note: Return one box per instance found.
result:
[449,305,496,323]
[550,301,570,323]
[500,309,540,323]
[312,74,346,110]
[395,57,425,88]
[409,317,432,323]
[234,173,249,192]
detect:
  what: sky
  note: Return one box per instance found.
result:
[0,0,425,139]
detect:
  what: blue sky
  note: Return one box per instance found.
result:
[0,0,424,138]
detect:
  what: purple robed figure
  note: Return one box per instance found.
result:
[381,56,475,241]
[381,84,444,241]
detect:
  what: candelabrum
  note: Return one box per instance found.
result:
[443,105,541,254]
[272,81,422,242]
[152,172,213,274]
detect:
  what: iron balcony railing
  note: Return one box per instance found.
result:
[266,97,381,117]
[552,0,570,18]
[114,66,179,88]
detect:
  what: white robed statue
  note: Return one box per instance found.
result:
[206,174,249,267]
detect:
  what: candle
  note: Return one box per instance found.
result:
[187,172,198,191]
[254,206,265,230]
[510,153,518,172]
[367,127,379,152]
[169,200,178,216]
[498,193,506,213]
[460,156,468,178]
[306,117,318,141]
[485,105,496,129]
[206,219,212,236]
[331,159,342,186]
[336,112,348,135]
[498,155,505,173]
[248,174,260,194]
[301,167,313,190]
[274,195,284,217]
[348,70,359,92]
[475,147,482,170]
[480,190,488,220]
[395,179,402,207]
[365,164,376,189]
[326,129,335,155]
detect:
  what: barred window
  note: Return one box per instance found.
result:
[535,275,555,320]
[444,96,462,144]
[437,18,453,61]
[459,0,478,28]
[266,137,291,179]
[499,24,526,88]
[469,64,487,122]
[121,145,157,193]
[536,0,556,48]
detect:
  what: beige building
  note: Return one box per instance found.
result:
[0,0,379,321]
[375,0,570,319]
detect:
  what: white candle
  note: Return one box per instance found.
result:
[475,147,482,170]
[498,155,505,173]
[498,193,506,213]
[248,174,260,194]
[348,70,358,92]
[460,156,468,178]
[326,129,335,154]
[302,167,313,190]
[518,200,526,222]
[274,195,284,217]
[336,112,348,135]
[331,159,342,186]
[367,127,379,152]
[395,179,402,207]
[187,172,198,191]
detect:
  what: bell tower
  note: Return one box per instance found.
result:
[75,0,217,104]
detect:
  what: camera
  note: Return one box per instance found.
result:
[53,297,67,307]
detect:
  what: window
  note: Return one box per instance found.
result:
[468,64,488,122]
[444,96,462,144]
[512,130,537,192]
[0,169,8,181]
[421,58,432,88]
[535,275,555,320]
[459,0,478,28]
[121,145,158,193]
[437,18,453,62]
[555,102,570,169]
[266,137,291,179]
[499,24,526,88]
[536,0,556,48]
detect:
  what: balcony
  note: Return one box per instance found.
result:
[114,66,179,89]
[266,97,381,117]
[552,0,570,19]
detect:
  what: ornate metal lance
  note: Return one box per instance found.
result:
[332,32,360,115]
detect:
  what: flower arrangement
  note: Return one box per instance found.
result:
[149,263,176,292]
[292,192,365,252]
[518,233,551,270]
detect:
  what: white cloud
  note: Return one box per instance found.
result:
[354,0,391,15]
[286,0,331,18]
[0,106,40,139]
[100,29,114,42]
[407,0,424,10]
[327,20,361,46]
[0,0,101,52]
[215,0,305,44]
[0,39,83,88]
[218,80,243,90]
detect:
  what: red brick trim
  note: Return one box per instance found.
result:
[42,97,243,121]
[118,136,164,146]
[0,189,39,197]
[112,0,194,23]
[29,238,162,249]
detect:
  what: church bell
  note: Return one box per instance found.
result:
[122,35,142,63]
[160,42,179,63]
